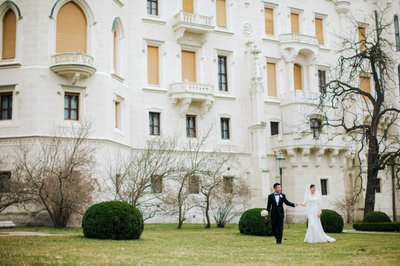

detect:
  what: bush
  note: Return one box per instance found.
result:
[238,208,273,236]
[353,222,400,232]
[82,201,144,240]
[307,209,344,233]
[362,211,391,223]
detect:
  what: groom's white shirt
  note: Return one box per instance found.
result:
[274,193,279,205]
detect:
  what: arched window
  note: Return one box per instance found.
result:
[111,18,124,75]
[2,9,16,60]
[395,15,400,51]
[113,30,118,72]
[56,2,87,53]
[294,64,302,91]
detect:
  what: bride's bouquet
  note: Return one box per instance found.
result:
[260,210,268,217]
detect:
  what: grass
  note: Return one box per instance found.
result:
[0,224,399,265]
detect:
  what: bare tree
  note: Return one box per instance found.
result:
[211,177,251,228]
[333,192,359,223]
[105,137,177,220]
[13,123,97,227]
[318,6,400,217]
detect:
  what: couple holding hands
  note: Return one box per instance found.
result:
[262,183,336,244]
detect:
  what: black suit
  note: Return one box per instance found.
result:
[266,193,295,244]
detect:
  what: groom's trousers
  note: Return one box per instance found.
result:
[271,216,284,244]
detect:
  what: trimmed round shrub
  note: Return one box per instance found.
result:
[238,208,273,236]
[307,209,344,233]
[362,211,391,223]
[82,201,144,240]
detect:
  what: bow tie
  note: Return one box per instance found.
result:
[275,193,280,195]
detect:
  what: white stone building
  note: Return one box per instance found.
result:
[0,0,399,225]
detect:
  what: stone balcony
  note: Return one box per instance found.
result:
[173,11,214,41]
[169,81,215,116]
[50,52,96,84]
[280,91,321,106]
[279,33,319,55]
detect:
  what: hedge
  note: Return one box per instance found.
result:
[353,222,400,232]
[362,211,391,223]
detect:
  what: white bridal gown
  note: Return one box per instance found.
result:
[304,196,336,243]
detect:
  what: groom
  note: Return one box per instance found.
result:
[266,183,297,245]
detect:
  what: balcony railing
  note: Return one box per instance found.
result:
[50,52,96,84]
[279,33,319,46]
[173,11,214,35]
[170,81,214,95]
[280,91,321,106]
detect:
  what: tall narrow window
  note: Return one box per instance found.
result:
[0,93,12,120]
[220,117,230,140]
[360,76,371,94]
[0,171,11,193]
[147,0,158,16]
[113,30,118,73]
[182,50,196,82]
[64,93,79,120]
[186,115,196,138]
[149,112,160,136]
[318,70,326,93]
[183,0,193,13]
[189,175,200,194]
[291,13,299,33]
[395,15,400,51]
[218,55,228,91]
[358,26,366,52]
[310,118,322,139]
[270,122,279,136]
[2,9,16,60]
[375,178,381,193]
[115,101,121,129]
[398,65,400,96]
[320,179,328,195]
[264,7,274,35]
[56,2,87,53]
[294,64,302,91]
[223,176,234,194]
[267,62,277,97]
[151,175,163,193]
[216,0,227,28]
[148,46,159,85]
[315,17,324,45]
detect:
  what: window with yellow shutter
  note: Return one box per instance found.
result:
[291,13,300,33]
[216,0,227,28]
[267,62,277,97]
[294,64,302,91]
[359,76,371,94]
[148,46,159,85]
[265,8,274,36]
[183,0,194,13]
[2,9,16,60]
[315,17,324,45]
[182,51,196,82]
[358,27,366,52]
[56,2,87,53]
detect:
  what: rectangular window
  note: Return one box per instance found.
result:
[320,179,328,196]
[291,13,300,33]
[149,112,160,136]
[375,178,381,193]
[264,7,274,35]
[395,16,400,51]
[270,122,279,136]
[2,10,16,60]
[186,115,196,138]
[151,175,163,193]
[216,0,227,28]
[189,175,200,194]
[315,17,324,45]
[220,117,230,140]
[115,101,121,129]
[64,93,79,120]
[218,55,228,91]
[147,0,158,15]
[0,171,11,193]
[182,50,196,82]
[360,76,371,94]
[183,0,194,13]
[318,70,326,93]
[147,46,159,85]
[310,118,322,139]
[267,62,277,97]
[223,176,234,194]
[294,64,302,90]
[0,93,12,120]
[358,26,366,52]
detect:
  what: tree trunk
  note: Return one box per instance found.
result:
[205,195,211,229]
[363,137,379,217]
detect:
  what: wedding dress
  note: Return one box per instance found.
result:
[303,186,336,244]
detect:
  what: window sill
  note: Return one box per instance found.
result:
[0,120,17,128]
[213,28,234,36]
[113,128,124,136]
[143,86,168,94]
[0,61,21,69]
[111,73,124,82]
[215,93,236,100]
[319,45,331,52]
[265,97,280,104]
[142,16,167,25]
[113,0,124,7]
[262,36,279,43]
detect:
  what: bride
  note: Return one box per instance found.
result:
[300,184,336,243]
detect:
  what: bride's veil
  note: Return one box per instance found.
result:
[304,183,321,203]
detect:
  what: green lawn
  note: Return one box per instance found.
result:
[0,224,399,265]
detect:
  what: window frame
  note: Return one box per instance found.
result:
[188,175,200,194]
[186,115,196,138]
[151,174,163,194]
[1,8,17,61]
[220,117,230,140]
[0,92,12,121]
[223,176,234,194]
[0,171,11,193]
[149,111,161,136]
[147,0,158,16]
[320,179,328,196]
[270,121,279,136]
[218,55,228,92]
[310,118,322,139]
[64,92,79,121]
[318,69,326,93]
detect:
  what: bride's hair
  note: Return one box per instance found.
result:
[310,184,316,189]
